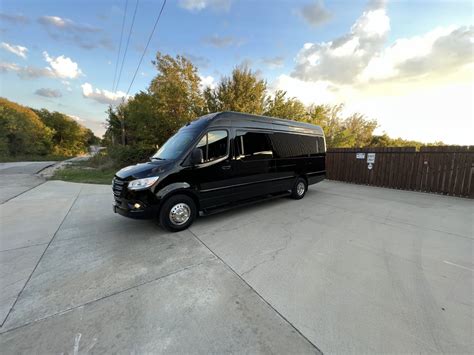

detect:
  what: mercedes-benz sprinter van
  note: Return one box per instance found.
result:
[113,111,326,231]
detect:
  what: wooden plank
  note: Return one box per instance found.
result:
[461,151,473,197]
[415,151,424,191]
[436,148,447,194]
[454,149,467,196]
[448,149,457,196]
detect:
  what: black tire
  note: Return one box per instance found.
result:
[159,194,197,232]
[290,177,307,200]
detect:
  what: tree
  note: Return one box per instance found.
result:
[33,108,92,155]
[149,52,205,122]
[0,97,53,156]
[306,104,377,148]
[205,66,266,114]
[264,90,307,120]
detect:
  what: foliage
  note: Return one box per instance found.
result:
[107,145,157,168]
[32,108,97,156]
[0,98,99,159]
[205,66,267,114]
[305,104,378,148]
[0,97,53,156]
[264,90,307,120]
[369,134,444,150]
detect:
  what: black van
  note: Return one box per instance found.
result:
[113,111,326,231]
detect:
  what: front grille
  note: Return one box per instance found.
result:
[112,177,127,203]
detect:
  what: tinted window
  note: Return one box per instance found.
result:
[235,131,273,161]
[196,130,228,163]
[270,133,319,158]
[317,136,326,153]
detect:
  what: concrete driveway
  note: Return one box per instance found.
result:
[0,161,55,203]
[0,171,472,353]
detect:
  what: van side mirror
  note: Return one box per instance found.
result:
[190,148,203,165]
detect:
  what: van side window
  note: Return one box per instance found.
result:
[317,136,326,153]
[270,133,319,158]
[196,130,228,163]
[235,131,273,161]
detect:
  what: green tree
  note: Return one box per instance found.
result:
[149,52,205,122]
[33,108,92,155]
[205,66,266,114]
[0,97,53,156]
[306,104,377,148]
[264,90,307,120]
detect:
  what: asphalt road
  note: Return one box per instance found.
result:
[0,164,472,353]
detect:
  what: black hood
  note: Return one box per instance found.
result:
[115,160,173,180]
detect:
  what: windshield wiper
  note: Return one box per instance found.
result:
[151,157,165,161]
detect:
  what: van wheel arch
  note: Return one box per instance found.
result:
[159,190,200,215]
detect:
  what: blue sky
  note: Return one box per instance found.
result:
[1,0,473,143]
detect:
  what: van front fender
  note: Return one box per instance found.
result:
[155,182,193,200]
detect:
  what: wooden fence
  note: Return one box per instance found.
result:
[326,146,473,198]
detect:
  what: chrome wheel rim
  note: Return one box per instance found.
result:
[296,182,305,196]
[169,203,191,225]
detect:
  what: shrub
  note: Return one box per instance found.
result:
[107,145,157,168]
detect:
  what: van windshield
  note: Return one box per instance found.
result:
[151,129,198,161]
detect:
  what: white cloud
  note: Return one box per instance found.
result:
[199,75,216,90]
[203,34,242,48]
[272,74,337,106]
[35,88,62,98]
[0,13,29,24]
[68,114,85,122]
[293,3,390,84]
[297,1,332,27]
[179,0,231,12]
[43,51,82,79]
[262,56,285,69]
[38,15,100,33]
[0,61,54,79]
[81,82,130,105]
[0,42,28,59]
[359,25,473,82]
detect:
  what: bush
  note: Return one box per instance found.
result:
[107,145,157,168]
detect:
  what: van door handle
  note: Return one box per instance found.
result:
[221,165,231,170]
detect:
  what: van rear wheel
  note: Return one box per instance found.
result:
[159,194,197,232]
[291,177,307,200]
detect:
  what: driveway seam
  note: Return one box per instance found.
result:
[0,186,83,328]
[0,180,46,205]
[187,228,324,355]
[0,259,211,335]
[0,242,50,254]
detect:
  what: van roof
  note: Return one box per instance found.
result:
[187,111,324,136]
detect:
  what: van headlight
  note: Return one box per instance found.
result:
[127,176,159,191]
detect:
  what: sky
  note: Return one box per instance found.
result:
[0,0,472,144]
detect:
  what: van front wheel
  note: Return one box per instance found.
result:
[291,177,307,200]
[159,194,197,232]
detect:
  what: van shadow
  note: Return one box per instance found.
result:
[193,188,320,227]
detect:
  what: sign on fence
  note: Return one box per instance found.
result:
[367,153,376,164]
[356,153,365,159]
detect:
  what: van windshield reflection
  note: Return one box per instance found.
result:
[151,130,198,161]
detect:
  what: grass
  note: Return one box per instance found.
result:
[0,154,71,163]
[52,166,116,185]
[51,151,117,185]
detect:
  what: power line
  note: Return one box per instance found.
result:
[125,0,167,96]
[112,0,129,92]
[114,0,139,93]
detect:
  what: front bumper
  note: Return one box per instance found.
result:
[112,177,160,219]
[113,201,155,219]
